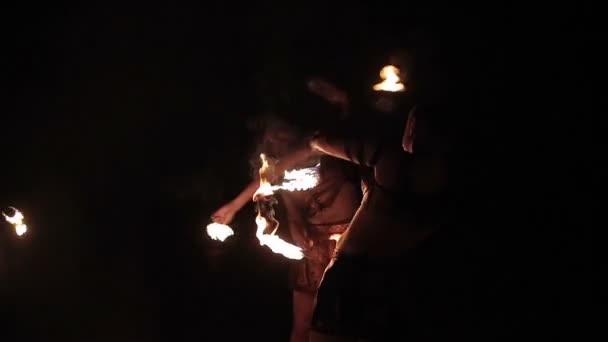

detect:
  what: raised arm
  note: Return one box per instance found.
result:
[309,133,382,167]
[310,128,409,190]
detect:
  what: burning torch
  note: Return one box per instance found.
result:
[2,206,27,237]
[373,65,406,92]
[205,153,318,260]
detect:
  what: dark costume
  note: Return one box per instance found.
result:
[310,105,453,340]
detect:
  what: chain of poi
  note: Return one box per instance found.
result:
[252,154,319,260]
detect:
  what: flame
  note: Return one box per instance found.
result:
[281,166,319,191]
[255,214,304,260]
[253,155,319,200]
[329,233,342,242]
[254,154,275,198]
[2,207,27,236]
[206,222,234,242]
[252,153,315,260]
[373,65,405,92]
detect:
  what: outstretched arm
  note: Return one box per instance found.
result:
[211,145,318,224]
[210,180,258,225]
[307,78,350,117]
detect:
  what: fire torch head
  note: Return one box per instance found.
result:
[368,50,413,115]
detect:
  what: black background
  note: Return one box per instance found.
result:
[1,2,596,341]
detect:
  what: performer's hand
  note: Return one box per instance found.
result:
[309,135,334,157]
[309,135,324,151]
[211,202,237,225]
[307,77,349,115]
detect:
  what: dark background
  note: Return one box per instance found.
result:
[0,2,596,341]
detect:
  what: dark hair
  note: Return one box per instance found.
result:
[246,113,304,178]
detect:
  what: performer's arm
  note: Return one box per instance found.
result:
[211,146,319,224]
[310,131,409,189]
[211,180,259,224]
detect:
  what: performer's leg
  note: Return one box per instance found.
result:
[290,290,315,342]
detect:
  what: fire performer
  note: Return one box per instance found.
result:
[303,52,459,340]
[211,115,361,342]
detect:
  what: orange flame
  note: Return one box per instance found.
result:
[253,155,319,199]
[329,233,342,242]
[253,153,314,260]
[2,207,27,236]
[373,65,405,92]
[255,214,304,260]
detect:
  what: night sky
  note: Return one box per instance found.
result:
[1,2,595,341]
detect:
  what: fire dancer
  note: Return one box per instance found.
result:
[211,116,360,342]
[301,46,459,340]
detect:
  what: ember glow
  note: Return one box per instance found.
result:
[2,207,27,236]
[329,233,342,242]
[206,222,234,242]
[252,153,313,260]
[373,65,405,92]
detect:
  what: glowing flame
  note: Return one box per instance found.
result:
[329,233,342,242]
[252,153,311,260]
[255,215,304,260]
[206,222,234,242]
[281,166,319,191]
[253,154,319,199]
[253,153,276,199]
[373,65,405,92]
[2,207,27,236]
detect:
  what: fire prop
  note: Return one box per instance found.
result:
[373,65,405,92]
[206,222,234,242]
[329,233,342,242]
[2,207,27,237]
[281,167,319,191]
[253,154,319,260]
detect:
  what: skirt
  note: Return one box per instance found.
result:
[288,223,348,294]
[310,229,477,340]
